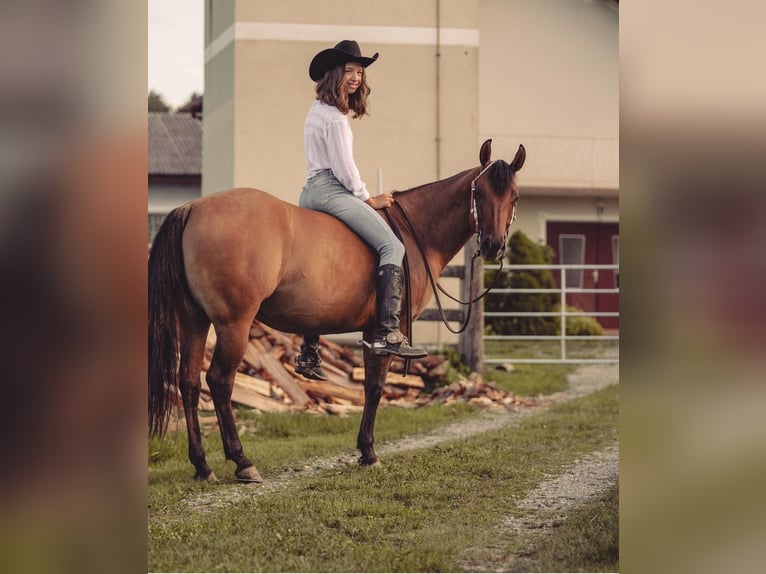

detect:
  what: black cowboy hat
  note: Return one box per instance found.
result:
[309,40,379,82]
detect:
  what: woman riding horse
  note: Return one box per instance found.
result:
[295,40,427,381]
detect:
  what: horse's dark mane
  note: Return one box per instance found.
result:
[391,167,475,196]
[488,160,514,197]
[392,161,514,197]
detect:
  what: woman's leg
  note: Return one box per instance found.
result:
[300,173,426,359]
[301,172,404,267]
[295,333,328,381]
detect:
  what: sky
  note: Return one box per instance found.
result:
[148,0,204,109]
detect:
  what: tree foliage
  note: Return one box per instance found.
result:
[485,230,558,335]
[148,90,170,112]
[176,91,202,112]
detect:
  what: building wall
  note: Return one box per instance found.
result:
[514,195,619,246]
[203,0,618,197]
[203,0,482,200]
[479,0,618,190]
[203,1,236,194]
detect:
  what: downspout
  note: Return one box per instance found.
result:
[435,0,441,180]
[435,0,442,350]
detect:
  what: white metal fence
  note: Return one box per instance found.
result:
[481,263,619,365]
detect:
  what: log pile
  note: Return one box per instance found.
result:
[193,321,533,416]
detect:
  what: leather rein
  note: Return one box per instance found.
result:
[383,162,515,337]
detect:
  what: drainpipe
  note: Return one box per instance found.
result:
[433,0,442,349]
[435,0,441,180]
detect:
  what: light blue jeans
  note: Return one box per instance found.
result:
[299,170,404,267]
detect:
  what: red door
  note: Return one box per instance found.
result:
[546,221,619,330]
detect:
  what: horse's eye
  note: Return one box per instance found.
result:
[513,196,520,204]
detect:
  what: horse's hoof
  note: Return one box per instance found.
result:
[196,471,218,483]
[358,456,381,468]
[236,465,263,483]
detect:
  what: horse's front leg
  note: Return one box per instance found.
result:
[357,341,394,466]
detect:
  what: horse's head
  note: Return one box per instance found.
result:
[471,139,526,261]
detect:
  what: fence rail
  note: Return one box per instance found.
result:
[481,263,618,365]
[419,262,619,367]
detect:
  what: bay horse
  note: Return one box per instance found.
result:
[148,139,525,482]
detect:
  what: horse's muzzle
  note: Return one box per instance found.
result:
[480,237,505,262]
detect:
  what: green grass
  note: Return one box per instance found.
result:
[149,402,482,487]
[508,482,619,572]
[484,338,619,362]
[484,362,571,396]
[148,383,618,572]
[150,361,573,485]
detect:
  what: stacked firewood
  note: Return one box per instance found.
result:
[194,321,532,416]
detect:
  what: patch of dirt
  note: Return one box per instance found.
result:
[184,363,618,513]
[460,442,619,572]
[505,442,619,528]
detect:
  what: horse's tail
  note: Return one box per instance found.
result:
[148,204,194,437]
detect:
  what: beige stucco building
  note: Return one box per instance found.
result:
[202,0,618,344]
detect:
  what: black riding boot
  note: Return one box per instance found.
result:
[370,264,428,358]
[295,334,329,381]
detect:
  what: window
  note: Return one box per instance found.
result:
[559,234,585,288]
[612,235,619,288]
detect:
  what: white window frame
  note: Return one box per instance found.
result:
[559,234,585,289]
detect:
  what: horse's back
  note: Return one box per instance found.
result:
[181,187,378,332]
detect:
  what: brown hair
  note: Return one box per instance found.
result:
[315,64,370,119]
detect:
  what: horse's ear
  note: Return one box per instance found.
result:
[480,139,492,167]
[510,144,526,172]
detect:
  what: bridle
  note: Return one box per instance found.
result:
[470,160,518,258]
[470,160,495,238]
[383,163,519,337]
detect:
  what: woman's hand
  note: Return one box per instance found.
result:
[365,193,395,209]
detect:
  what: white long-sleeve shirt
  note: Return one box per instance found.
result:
[304,99,370,202]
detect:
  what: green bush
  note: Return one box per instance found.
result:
[484,230,558,336]
[560,305,604,336]
[484,231,603,337]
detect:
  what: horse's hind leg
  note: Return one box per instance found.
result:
[207,320,263,482]
[357,330,394,466]
[178,308,216,481]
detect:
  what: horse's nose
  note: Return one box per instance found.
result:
[481,237,505,261]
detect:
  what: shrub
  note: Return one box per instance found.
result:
[560,305,604,336]
[484,231,604,337]
[484,230,558,335]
